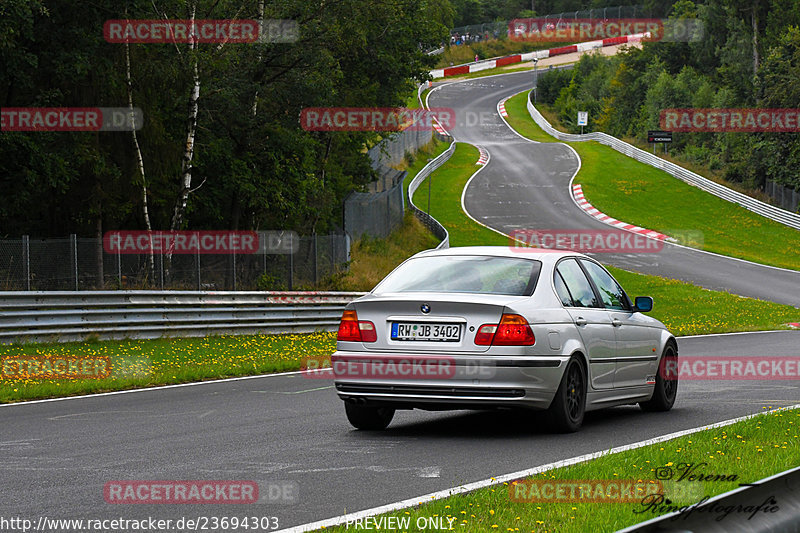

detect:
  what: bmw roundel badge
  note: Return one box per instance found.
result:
[420,303,431,314]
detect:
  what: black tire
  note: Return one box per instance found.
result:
[546,356,586,433]
[640,343,678,412]
[344,403,395,430]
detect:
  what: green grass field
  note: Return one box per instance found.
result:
[503,91,800,271]
[411,142,799,336]
[0,333,336,403]
[318,408,799,532]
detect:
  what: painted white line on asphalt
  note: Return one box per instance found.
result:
[277,404,800,532]
[678,329,797,339]
[0,367,328,408]
[537,113,800,277]
[476,82,800,278]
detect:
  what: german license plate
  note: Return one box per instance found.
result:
[391,323,460,342]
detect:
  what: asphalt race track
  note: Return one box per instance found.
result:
[428,70,800,307]
[1,332,798,530]
[2,71,799,532]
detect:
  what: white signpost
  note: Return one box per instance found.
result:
[577,111,588,134]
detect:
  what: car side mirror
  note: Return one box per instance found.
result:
[634,296,653,313]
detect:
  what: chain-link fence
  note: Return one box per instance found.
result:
[0,233,350,291]
[344,170,406,240]
[367,125,437,169]
[450,4,648,44]
[765,180,800,214]
[343,113,450,240]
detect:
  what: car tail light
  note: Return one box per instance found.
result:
[337,310,377,343]
[474,314,535,346]
[474,324,497,345]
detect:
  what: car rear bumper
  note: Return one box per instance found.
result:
[331,351,570,410]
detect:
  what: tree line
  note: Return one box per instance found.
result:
[449,0,677,27]
[536,0,800,193]
[0,0,451,238]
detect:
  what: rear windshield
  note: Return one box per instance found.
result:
[373,255,541,296]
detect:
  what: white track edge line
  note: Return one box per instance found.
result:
[492,87,800,276]
[492,85,800,277]
[277,403,800,533]
[0,367,328,408]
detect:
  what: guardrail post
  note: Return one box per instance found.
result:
[196,232,201,290]
[159,252,164,290]
[313,233,318,285]
[232,249,237,291]
[330,234,335,274]
[71,234,78,291]
[117,247,121,289]
[262,236,268,285]
[288,233,294,290]
[22,235,30,291]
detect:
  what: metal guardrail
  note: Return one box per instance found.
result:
[0,291,366,344]
[617,464,800,532]
[526,97,800,231]
[407,137,456,249]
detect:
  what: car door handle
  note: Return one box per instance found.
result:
[612,318,622,327]
[574,317,587,326]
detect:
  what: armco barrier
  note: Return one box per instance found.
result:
[431,33,645,79]
[526,97,800,231]
[0,291,366,344]
[407,138,455,249]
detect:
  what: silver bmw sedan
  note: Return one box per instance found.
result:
[332,246,678,432]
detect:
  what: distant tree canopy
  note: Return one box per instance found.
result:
[535,0,800,191]
[0,0,452,237]
[448,0,675,27]
[3,0,798,239]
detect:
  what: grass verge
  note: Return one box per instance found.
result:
[318,408,799,532]
[325,214,440,292]
[326,138,448,292]
[400,139,450,192]
[503,92,800,271]
[0,332,336,403]
[411,142,799,335]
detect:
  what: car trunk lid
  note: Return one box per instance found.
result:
[348,292,526,353]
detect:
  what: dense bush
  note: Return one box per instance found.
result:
[533,0,800,191]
